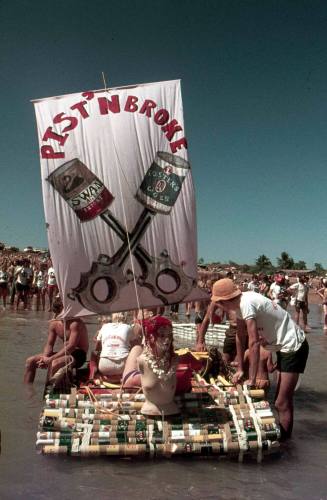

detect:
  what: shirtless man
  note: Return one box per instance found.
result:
[24,298,89,383]
[244,345,276,396]
[195,304,242,365]
[194,298,209,339]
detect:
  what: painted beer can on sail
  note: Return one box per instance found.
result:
[47,159,114,222]
[136,152,190,214]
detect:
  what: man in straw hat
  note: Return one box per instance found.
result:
[198,278,309,440]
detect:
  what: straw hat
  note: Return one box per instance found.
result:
[211,278,242,302]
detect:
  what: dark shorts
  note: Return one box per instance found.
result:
[276,339,309,373]
[16,283,29,292]
[295,300,308,312]
[223,335,236,357]
[195,312,205,325]
[71,349,87,368]
[0,283,8,290]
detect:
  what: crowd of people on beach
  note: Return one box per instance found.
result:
[192,269,327,333]
[0,252,58,312]
[1,248,326,324]
[1,247,325,441]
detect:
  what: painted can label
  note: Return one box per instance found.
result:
[136,152,190,214]
[47,158,114,221]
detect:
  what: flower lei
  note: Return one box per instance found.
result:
[143,346,176,381]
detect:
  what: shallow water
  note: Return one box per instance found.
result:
[0,306,327,500]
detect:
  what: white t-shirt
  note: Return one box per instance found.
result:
[289,282,308,302]
[0,271,9,283]
[47,267,57,286]
[97,323,133,360]
[269,282,281,299]
[247,281,260,293]
[269,282,288,306]
[15,266,33,285]
[35,270,46,288]
[237,291,305,353]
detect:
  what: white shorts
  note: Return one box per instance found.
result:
[98,357,127,376]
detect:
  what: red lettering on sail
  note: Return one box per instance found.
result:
[170,137,188,153]
[124,96,138,112]
[70,101,90,119]
[42,127,68,146]
[98,95,120,114]
[82,91,95,100]
[53,113,78,133]
[162,120,183,141]
[139,99,157,117]
[41,146,65,159]
[154,109,169,125]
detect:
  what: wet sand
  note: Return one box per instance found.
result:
[0,305,326,500]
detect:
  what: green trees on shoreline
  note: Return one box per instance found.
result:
[199,252,326,276]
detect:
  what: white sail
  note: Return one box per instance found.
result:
[33,80,206,317]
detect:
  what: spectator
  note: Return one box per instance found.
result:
[34,262,48,311]
[15,259,33,310]
[47,261,58,312]
[258,274,271,297]
[0,261,9,309]
[316,281,327,333]
[288,275,310,333]
[268,272,289,310]
[248,274,260,292]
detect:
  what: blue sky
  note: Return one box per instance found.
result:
[1,0,327,268]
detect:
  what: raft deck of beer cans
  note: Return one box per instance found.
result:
[37,374,280,461]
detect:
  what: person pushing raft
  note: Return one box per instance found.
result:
[197,278,309,441]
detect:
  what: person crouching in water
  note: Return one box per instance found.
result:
[24,297,89,383]
[208,278,309,441]
[243,345,276,397]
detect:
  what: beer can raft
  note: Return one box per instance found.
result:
[136,152,190,214]
[47,158,114,222]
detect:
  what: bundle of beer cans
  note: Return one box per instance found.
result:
[36,375,280,461]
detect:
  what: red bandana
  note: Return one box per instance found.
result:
[141,316,172,340]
